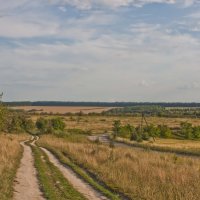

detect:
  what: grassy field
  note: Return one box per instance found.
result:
[0,134,29,200]
[38,135,200,200]
[11,106,115,114]
[31,115,200,134]
[117,137,200,150]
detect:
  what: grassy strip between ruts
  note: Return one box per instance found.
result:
[115,138,200,157]
[31,145,86,200]
[37,144,122,200]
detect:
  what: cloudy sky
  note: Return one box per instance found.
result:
[0,0,200,102]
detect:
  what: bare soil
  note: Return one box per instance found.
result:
[13,140,45,200]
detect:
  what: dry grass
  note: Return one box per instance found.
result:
[0,133,29,200]
[117,137,200,151]
[61,116,200,133]
[38,135,200,200]
[11,106,115,114]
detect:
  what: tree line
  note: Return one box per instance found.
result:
[112,120,200,142]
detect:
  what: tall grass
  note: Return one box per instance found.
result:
[0,134,29,200]
[39,135,200,200]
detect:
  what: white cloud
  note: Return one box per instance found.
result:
[48,0,176,9]
[58,6,67,12]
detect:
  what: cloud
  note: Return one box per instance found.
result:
[48,0,176,9]
[58,6,67,12]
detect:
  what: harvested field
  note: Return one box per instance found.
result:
[11,106,115,114]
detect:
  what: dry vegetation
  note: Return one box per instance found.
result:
[0,134,29,200]
[61,116,200,133]
[117,137,200,150]
[12,106,115,114]
[38,135,200,200]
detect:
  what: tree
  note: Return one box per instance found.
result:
[180,122,193,139]
[36,117,49,133]
[192,126,200,139]
[0,104,8,132]
[112,120,121,138]
[51,117,65,131]
[158,125,172,138]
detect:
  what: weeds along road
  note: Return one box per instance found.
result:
[41,147,108,200]
[13,137,45,200]
[14,136,109,200]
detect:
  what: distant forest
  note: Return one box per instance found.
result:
[4,101,200,108]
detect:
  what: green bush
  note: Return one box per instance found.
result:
[157,125,172,138]
[180,122,193,139]
[51,117,65,131]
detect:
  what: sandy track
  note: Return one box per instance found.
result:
[41,147,108,200]
[13,140,45,200]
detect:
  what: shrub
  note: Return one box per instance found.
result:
[51,117,65,131]
[180,122,193,139]
[158,125,172,138]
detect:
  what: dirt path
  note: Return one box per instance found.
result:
[13,139,45,200]
[41,147,108,200]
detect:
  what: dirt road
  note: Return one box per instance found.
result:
[13,139,45,200]
[41,147,108,200]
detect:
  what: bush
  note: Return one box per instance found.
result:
[51,117,65,131]
[180,122,193,139]
[36,117,49,134]
[158,125,172,138]
[119,124,135,139]
[192,126,200,139]
[36,117,66,134]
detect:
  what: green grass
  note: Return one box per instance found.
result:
[31,145,86,200]
[38,144,122,200]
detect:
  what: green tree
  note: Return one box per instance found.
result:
[112,120,121,138]
[0,104,8,132]
[36,117,49,133]
[51,117,65,131]
[158,125,172,138]
[180,122,193,139]
[192,126,200,139]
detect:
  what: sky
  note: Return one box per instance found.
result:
[0,0,200,102]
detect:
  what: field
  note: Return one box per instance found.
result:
[34,115,200,134]
[11,106,115,114]
[2,106,200,200]
[38,135,200,200]
[0,134,29,200]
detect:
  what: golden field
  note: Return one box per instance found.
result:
[50,115,200,133]
[11,106,115,114]
[38,135,200,200]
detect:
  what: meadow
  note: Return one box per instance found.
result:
[34,115,200,134]
[2,104,200,200]
[38,135,200,200]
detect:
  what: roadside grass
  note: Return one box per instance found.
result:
[0,134,29,200]
[38,135,200,200]
[115,137,200,157]
[38,145,122,200]
[31,145,86,200]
